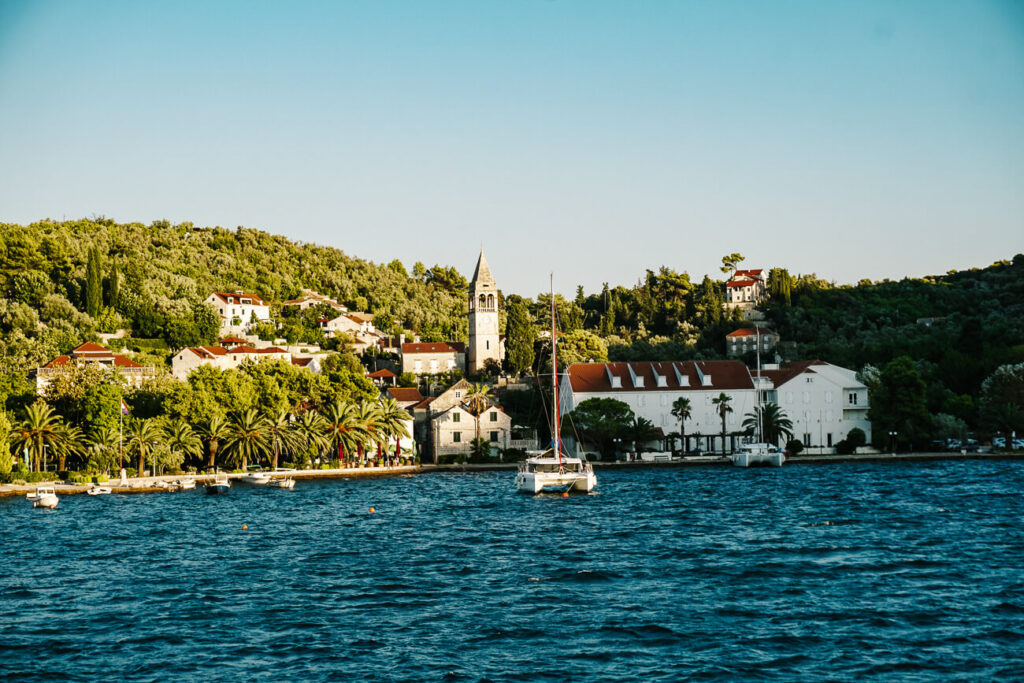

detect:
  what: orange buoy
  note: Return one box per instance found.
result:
[369,507,375,513]
[242,524,248,530]
[562,491,569,498]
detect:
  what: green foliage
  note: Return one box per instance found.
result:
[86,246,102,317]
[570,397,634,460]
[398,372,418,388]
[869,356,931,448]
[786,438,804,455]
[721,253,745,274]
[505,296,535,374]
[0,411,12,475]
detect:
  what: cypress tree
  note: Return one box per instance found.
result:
[107,261,120,310]
[505,298,536,375]
[85,246,102,317]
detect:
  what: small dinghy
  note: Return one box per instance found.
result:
[205,474,231,494]
[87,486,112,496]
[271,477,295,489]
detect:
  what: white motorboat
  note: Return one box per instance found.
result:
[731,442,785,467]
[31,486,59,508]
[271,477,296,489]
[240,471,272,485]
[516,274,597,495]
[176,478,196,490]
[87,486,112,496]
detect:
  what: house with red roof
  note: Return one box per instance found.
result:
[725,268,768,310]
[369,368,398,387]
[36,342,156,393]
[726,327,779,358]
[754,361,871,452]
[400,342,466,375]
[282,290,346,312]
[560,360,758,454]
[204,290,271,335]
[171,343,291,379]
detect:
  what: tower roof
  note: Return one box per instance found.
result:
[471,248,495,286]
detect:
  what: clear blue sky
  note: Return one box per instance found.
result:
[1,0,1022,297]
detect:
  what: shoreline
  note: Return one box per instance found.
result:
[3,451,1023,497]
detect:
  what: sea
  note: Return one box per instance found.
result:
[2,460,1023,681]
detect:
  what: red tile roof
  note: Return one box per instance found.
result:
[566,361,754,393]
[402,342,460,354]
[113,355,143,368]
[727,328,775,338]
[73,342,110,354]
[255,347,287,354]
[369,369,397,378]
[755,360,826,386]
[388,387,424,403]
[220,336,247,344]
[210,291,267,306]
[43,355,71,368]
[726,279,756,288]
[412,396,435,410]
[734,269,764,277]
[292,357,313,367]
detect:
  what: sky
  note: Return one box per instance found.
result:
[1,0,1022,298]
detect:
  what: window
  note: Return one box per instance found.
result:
[453,412,460,423]
[489,412,497,422]
[786,392,793,404]
[806,377,813,383]
[803,432,811,446]
[825,391,833,404]
[414,361,422,373]
[849,393,858,405]
[803,391,810,404]
[486,340,490,350]
[827,433,833,447]
[638,395,647,408]
[453,432,461,443]
[455,391,461,398]
[660,395,668,407]
[826,410,833,422]
[489,431,498,442]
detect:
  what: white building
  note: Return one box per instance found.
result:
[401,342,466,375]
[432,403,513,457]
[724,269,768,310]
[205,291,271,334]
[283,290,346,312]
[756,360,871,452]
[171,344,291,379]
[36,342,157,393]
[560,360,758,454]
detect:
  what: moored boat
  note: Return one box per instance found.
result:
[205,474,231,494]
[176,478,196,490]
[30,486,59,508]
[731,442,785,467]
[271,477,296,489]
[240,471,272,485]
[87,485,113,496]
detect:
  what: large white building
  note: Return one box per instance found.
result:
[756,360,871,452]
[205,291,271,335]
[171,344,291,379]
[560,360,758,454]
[724,269,768,310]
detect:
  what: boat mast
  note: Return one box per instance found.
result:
[755,324,762,443]
[551,273,561,465]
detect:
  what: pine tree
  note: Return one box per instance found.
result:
[505,298,535,375]
[85,246,102,317]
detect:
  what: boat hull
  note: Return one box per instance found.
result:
[731,450,785,467]
[515,469,597,494]
[205,484,231,495]
[34,494,59,508]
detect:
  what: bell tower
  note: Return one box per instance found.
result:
[468,248,500,373]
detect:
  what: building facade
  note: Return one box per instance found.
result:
[171,344,291,379]
[726,327,779,357]
[205,291,271,334]
[401,342,465,375]
[36,342,156,393]
[724,269,768,310]
[467,249,501,373]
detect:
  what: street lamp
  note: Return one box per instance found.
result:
[889,431,897,456]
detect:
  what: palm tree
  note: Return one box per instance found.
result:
[295,410,328,467]
[127,418,163,476]
[163,418,203,470]
[671,397,692,454]
[377,398,411,462]
[712,392,733,454]
[264,408,298,469]
[354,401,384,463]
[627,416,659,456]
[10,402,62,472]
[223,409,271,471]
[88,425,120,474]
[198,414,231,470]
[324,400,364,465]
[52,423,86,471]
[465,383,492,449]
[742,403,794,446]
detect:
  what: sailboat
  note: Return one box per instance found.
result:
[514,276,597,494]
[730,325,785,467]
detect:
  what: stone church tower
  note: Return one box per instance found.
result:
[468,248,501,373]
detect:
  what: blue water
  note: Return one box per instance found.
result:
[2,461,1023,681]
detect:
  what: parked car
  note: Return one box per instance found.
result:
[992,437,1024,449]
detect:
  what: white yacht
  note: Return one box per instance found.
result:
[240,471,272,485]
[515,275,597,495]
[731,443,785,467]
[29,486,59,508]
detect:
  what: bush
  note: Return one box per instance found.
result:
[786,439,804,456]
[94,474,109,483]
[845,428,867,449]
[329,459,342,469]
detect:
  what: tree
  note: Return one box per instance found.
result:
[86,246,103,317]
[198,414,232,469]
[377,398,411,460]
[10,402,61,472]
[767,268,793,305]
[569,398,634,460]
[720,252,745,275]
[979,363,1024,438]
[264,408,297,470]
[671,397,692,453]
[295,410,328,466]
[324,400,363,465]
[223,409,271,471]
[52,422,86,471]
[127,418,163,476]
[742,403,793,446]
[0,411,12,476]
[354,401,383,461]
[712,393,733,453]
[107,260,120,309]
[163,418,203,470]
[869,355,930,449]
[626,416,659,455]
[87,425,119,474]
[505,297,535,375]
[465,383,492,448]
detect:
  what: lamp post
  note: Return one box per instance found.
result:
[889,431,897,456]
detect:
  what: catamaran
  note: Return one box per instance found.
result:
[515,275,597,494]
[730,325,785,468]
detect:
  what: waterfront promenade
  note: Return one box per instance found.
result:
[3,451,1022,497]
